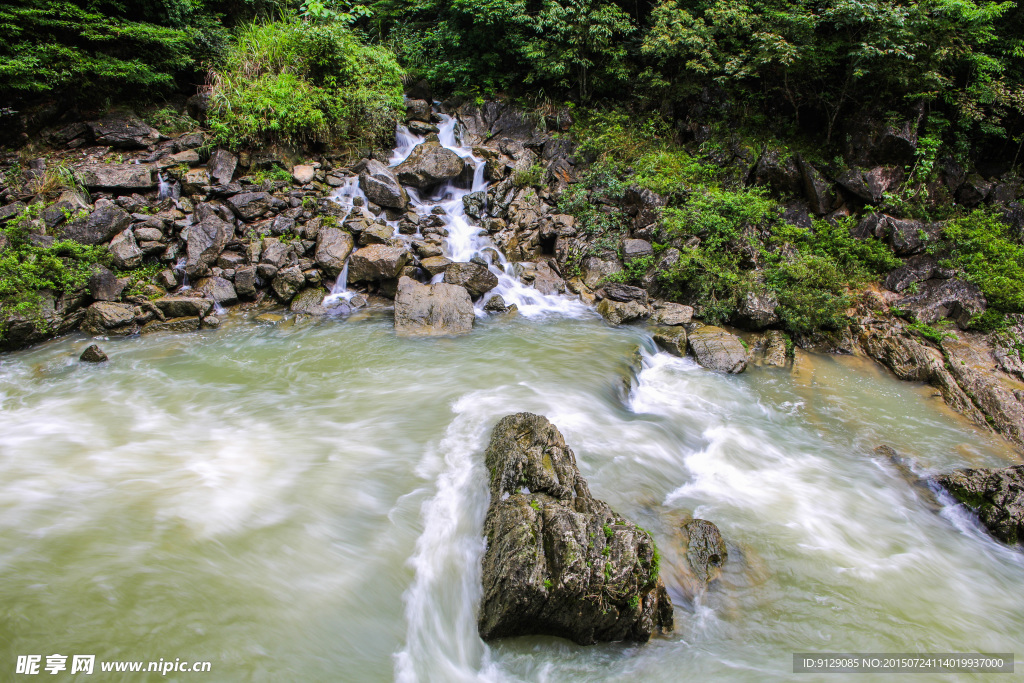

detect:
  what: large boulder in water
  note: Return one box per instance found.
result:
[394,276,474,336]
[348,244,409,282]
[394,138,466,189]
[688,325,748,373]
[933,465,1024,545]
[358,160,408,210]
[478,413,673,645]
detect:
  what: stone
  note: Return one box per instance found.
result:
[153,296,213,319]
[79,344,108,363]
[359,223,395,246]
[597,298,652,326]
[77,164,155,190]
[234,266,258,299]
[228,192,273,221]
[185,214,232,279]
[358,160,408,210]
[884,255,941,293]
[887,217,936,256]
[394,139,466,189]
[255,313,284,325]
[478,413,672,645]
[602,283,648,303]
[141,316,201,334]
[580,256,623,289]
[483,294,516,314]
[165,149,199,166]
[155,269,178,290]
[761,330,789,367]
[795,155,837,215]
[394,277,474,336]
[749,148,802,195]
[650,302,693,326]
[88,265,126,302]
[933,465,1024,545]
[898,279,986,329]
[652,326,687,357]
[463,191,486,220]
[621,238,654,265]
[292,164,316,184]
[420,255,452,276]
[406,98,432,122]
[681,519,727,585]
[732,291,780,330]
[272,265,306,302]
[88,113,160,148]
[181,168,211,194]
[81,302,137,336]
[688,326,748,373]
[196,276,238,306]
[314,228,355,278]
[347,245,409,282]
[444,262,499,298]
[108,229,143,269]
[57,205,132,245]
[290,287,329,315]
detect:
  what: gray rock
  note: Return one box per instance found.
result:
[681,519,727,585]
[358,223,394,246]
[395,139,466,189]
[581,257,623,290]
[463,191,486,219]
[621,238,653,265]
[761,330,789,367]
[314,228,355,278]
[478,413,672,645]
[444,262,499,298]
[57,205,132,245]
[597,298,652,326]
[153,296,213,319]
[650,302,693,326]
[406,98,432,122]
[108,229,143,269]
[290,287,329,315]
[77,164,155,190]
[88,113,160,148]
[394,276,474,336]
[234,266,258,299]
[272,265,305,302]
[185,214,232,279]
[228,192,273,221]
[420,255,452,276]
[898,279,986,329]
[795,155,837,215]
[603,283,648,303]
[884,255,941,293]
[347,244,409,282]
[81,302,138,336]
[155,269,178,290]
[208,149,237,185]
[79,344,108,363]
[688,326,748,373]
[141,316,201,334]
[732,291,779,330]
[652,326,688,356]
[483,294,516,314]
[196,276,238,306]
[358,160,408,210]
[887,217,937,256]
[933,465,1024,545]
[88,265,126,302]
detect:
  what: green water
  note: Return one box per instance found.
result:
[0,312,1020,681]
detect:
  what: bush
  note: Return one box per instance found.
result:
[207,19,404,149]
[938,210,1024,314]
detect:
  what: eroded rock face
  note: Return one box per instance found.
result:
[934,465,1024,545]
[394,139,466,189]
[77,164,155,190]
[479,413,673,645]
[688,326,748,374]
[394,276,474,336]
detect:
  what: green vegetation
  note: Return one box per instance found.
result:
[907,320,955,345]
[938,211,1024,317]
[253,165,294,183]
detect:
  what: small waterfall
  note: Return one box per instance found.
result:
[157,172,180,200]
[323,176,370,308]
[173,256,191,291]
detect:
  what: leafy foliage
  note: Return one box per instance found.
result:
[938,210,1024,314]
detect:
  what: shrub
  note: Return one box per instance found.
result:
[938,210,1024,314]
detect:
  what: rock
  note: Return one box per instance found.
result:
[153,296,213,319]
[795,155,837,215]
[201,315,221,329]
[884,255,945,293]
[347,245,409,282]
[957,174,993,207]
[57,205,131,245]
[420,255,452,276]
[141,316,201,334]
[941,335,1024,445]
[478,413,672,644]
[650,301,693,326]
[688,326,748,373]
[314,227,355,278]
[358,160,408,210]
[88,113,160,148]
[407,120,440,136]
[290,287,329,315]
[185,214,232,279]
[79,344,108,363]
[887,217,936,256]
[652,326,687,356]
[181,168,211,194]
[272,265,305,302]
[81,302,138,336]
[621,239,653,265]
[155,269,178,290]
[463,191,486,219]
[88,265,126,302]
[255,313,284,325]
[444,262,499,298]
[580,257,623,290]
[749,148,802,196]
[292,164,316,185]
[933,465,1024,545]
[681,519,727,585]
[394,277,475,336]
[358,223,394,246]
[597,298,652,325]
[394,139,466,189]
[484,294,516,314]
[196,276,238,306]
[406,98,432,122]
[234,266,258,299]
[761,330,789,367]
[77,164,155,190]
[732,291,779,330]
[602,283,648,303]
[108,229,143,269]
[898,279,986,329]
[835,166,902,204]
[208,149,237,185]
[228,192,273,221]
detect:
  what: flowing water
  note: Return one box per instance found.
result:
[1,312,1022,682]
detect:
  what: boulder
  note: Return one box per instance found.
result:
[760,330,789,367]
[208,149,237,185]
[77,164,156,191]
[463,191,486,219]
[314,227,355,278]
[196,276,238,306]
[884,255,942,293]
[57,205,131,245]
[887,217,936,256]
[444,262,499,298]
[650,301,693,326]
[933,465,1024,545]
[394,276,474,336]
[602,283,648,303]
[688,326,748,373]
[732,291,780,330]
[420,255,452,276]
[153,296,213,319]
[835,166,902,204]
[478,413,672,644]
[347,244,409,282]
[141,316,201,334]
[795,155,837,215]
[621,239,654,265]
[484,294,517,314]
[897,279,986,329]
[185,214,232,279]
[749,149,802,196]
[681,519,727,585]
[579,257,621,290]
[406,99,432,122]
[358,223,394,246]
[290,287,330,315]
[234,266,258,299]
[88,113,160,148]
[88,265,126,302]
[394,139,466,189]
[597,298,652,326]
[81,302,137,336]
[79,344,108,363]
[652,326,687,357]
[358,160,408,210]
[227,192,273,221]
[292,164,316,185]
[272,265,305,302]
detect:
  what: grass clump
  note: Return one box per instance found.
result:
[207,19,403,150]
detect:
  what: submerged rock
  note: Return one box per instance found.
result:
[933,465,1024,545]
[394,276,474,336]
[681,519,727,585]
[688,326,748,374]
[478,413,673,645]
[79,344,108,363]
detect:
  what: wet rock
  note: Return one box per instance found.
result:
[88,113,160,148]
[314,227,355,278]
[517,260,566,295]
[77,164,155,190]
[81,302,138,336]
[358,160,408,210]
[942,335,1024,446]
[688,326,748,373]
[394,276,474,336]
[478,412,672,645]
[88,265,126,302]
[652,326,688,356]
[196,276,238,306]
[597,298,652,326]
[444,262,499,299]
[347,244,409,282]
[420,255,452,276]
[650,301,693,326]
[272,265,305,302]
[255,313,284,325]
[359,223,394,246]
[153,296,213,319]
[56,205,131,245]
[79,344,108,363]
[898,279,986,329]
[933,465,1024,545]
[292,164,316,185]
[228,192,273,221]
[155,269,178,290]
[141,316,201,334]
[760,330,789,367]
[681,519,727,585]
[208,149,237,185]
[234,266,258,299]
[484,294,517,314]
[463,191,486,219]
[290,287,329,315]
[185,214,232,279]
[395,139,466,189]
[406,99,432,122]
[733,291,779,330]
